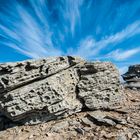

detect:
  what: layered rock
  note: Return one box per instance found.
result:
[0,56,123,124]
[122,64,140,89]
[77,62,123,110]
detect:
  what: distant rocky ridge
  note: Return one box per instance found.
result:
[122,64,140,89]
[0,56,123,126]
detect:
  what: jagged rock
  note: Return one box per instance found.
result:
[122,64,140,89]
[0,56,123,125]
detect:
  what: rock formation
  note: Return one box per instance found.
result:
[122,64,140,89]
[0,56,123,125]
[1,58,140,139]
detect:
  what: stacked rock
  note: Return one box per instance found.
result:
[122,64,140,89]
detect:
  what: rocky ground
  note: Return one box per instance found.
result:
[0,88,140,140]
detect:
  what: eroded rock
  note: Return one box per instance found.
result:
[0,56,123,125]
[122,64,140,89]
[0,89,139,140]
[77,62,123,110]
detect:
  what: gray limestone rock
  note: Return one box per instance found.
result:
[122,64,140,89]
[77,62,123,110]
[87,111,116,126]
[0,56,123,124]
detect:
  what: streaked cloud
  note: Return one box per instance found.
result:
[0,0,140,75]
[0,0,62,58]
[106,48,140,61]
[74,20,140,59]
[61,0,83,35]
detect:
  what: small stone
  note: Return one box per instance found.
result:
[68,120,80,126]
[87,111,116,126]
[75,128,84,135]
[33,133,40,136]
[51,121,69,132]
[100,130,106,136]
[81,117,93,127]
[83,127,92,132]
[29,134,33,139]
[103,133,115,139]
[117,134,127,140]
[127,132,132,139]
[119,119,127,125]
[122,127,127,131]
[127,116,131,122]
[115,124,122,129]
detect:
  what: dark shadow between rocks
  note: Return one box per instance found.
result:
[0,115,23,131]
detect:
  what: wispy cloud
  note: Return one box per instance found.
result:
[73,20,140,59]
[61,0,83,36]
[70,36,95,57]
[0,1,62,58]
[0,0,84,58]
[106,48,140,61]
[0,0,140,64]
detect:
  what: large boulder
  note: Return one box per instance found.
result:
[122,64,140,89]
[0,56,123,124]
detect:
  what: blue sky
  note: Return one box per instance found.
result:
[0,0,140,74]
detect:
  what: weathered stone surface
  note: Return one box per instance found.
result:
[0,56,123,124]
[0,56,82,93]
[77,62,123,110]
[122,64,140,89]
[0,88,140,139]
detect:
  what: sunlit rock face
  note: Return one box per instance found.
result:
[0,56,123,124]
[122,65,140,89]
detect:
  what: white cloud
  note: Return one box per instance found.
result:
[73,20,140,58]
[73,36,95,58]
[118,66,128,75]
[107,48,140,61]
[61,0,83,35]
[0,1,62,59]
[1,1,140,61]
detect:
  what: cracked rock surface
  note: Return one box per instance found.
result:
[0,56,123,126]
